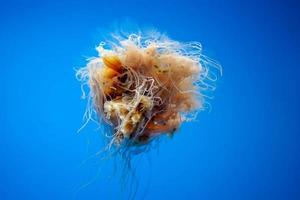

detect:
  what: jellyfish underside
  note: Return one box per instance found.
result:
[87,39,203,146]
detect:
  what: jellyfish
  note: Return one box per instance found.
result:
[76,29,221,150]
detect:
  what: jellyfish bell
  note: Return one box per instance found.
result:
[77,29,221,151]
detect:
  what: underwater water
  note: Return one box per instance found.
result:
[1,0,300,199]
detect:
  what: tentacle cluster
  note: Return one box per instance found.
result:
[76,31,221,148]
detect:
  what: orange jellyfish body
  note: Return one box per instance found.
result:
[78,33,220,146]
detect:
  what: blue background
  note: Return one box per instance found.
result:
[1,0,300,199]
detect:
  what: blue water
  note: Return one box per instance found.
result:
[1,0,300,199]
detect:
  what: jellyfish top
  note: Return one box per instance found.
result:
[77,31,221,148]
